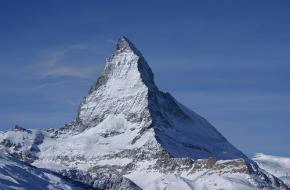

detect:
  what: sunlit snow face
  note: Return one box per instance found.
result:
[77,52,150,127]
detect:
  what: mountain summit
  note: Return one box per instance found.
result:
[76,36,155,130]
[116,36,141,54]
[0,37,287,190]
[74,36,244,160]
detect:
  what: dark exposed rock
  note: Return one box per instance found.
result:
[13,125,32,133]
[60,169,141,190]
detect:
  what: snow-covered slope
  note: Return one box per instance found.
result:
[253,153,290,186]
[0,150,88,190]
[0,37,288,190]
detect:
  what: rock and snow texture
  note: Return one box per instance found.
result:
[253,153,290,186]
[75,36,246,160]
[0,37,289,190]
[0,150,88,190]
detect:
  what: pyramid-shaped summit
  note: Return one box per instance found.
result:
[74,36,246,160]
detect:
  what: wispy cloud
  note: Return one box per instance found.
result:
[40,65,96,79]
[106,37,116,45]
[35,44,101,80]
[35,81,70,89]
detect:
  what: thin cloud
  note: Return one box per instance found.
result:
[41,65,96,79]
[106,37,117,45]
[36,43,101,80]
[35,81,70,89]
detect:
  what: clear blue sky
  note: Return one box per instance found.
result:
[0,0,289,157]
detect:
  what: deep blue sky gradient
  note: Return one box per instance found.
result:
[0,0,289,157]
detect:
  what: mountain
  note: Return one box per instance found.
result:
[253,153,290,187]
[71,36,246,160]
[0,37,288,190]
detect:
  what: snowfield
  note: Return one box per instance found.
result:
[253,153,290,186]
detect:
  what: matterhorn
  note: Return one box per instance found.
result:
[0,37,288,190]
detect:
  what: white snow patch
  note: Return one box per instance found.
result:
[253,153,290,186]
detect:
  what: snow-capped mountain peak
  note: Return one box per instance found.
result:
[0,37,288,190]
[75,37,156,130]
[73,37,246,160]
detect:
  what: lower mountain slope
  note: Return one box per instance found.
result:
[0,124,287,190]
[0,149,88,190]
